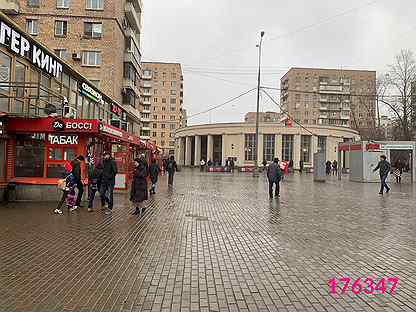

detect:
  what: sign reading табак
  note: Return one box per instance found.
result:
[48,134,78,145]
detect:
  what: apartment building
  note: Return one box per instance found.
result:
[142,62,184,156]
[3,0,143,136]
[280,68,376,129]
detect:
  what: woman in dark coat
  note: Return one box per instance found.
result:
[130,157,148,215]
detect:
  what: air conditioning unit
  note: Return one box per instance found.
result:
[63,106,77,119]
[72,52,81,61]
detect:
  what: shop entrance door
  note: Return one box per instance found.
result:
[390,149,413,183]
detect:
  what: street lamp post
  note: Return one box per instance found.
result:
[253,31,265,177]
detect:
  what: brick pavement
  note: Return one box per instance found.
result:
[0,170,416,312]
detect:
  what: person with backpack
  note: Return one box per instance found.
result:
[373,155,391,195]
[149,158,160,195]
[267,158,282,199]
[166,155,178,186]
[70,155,85,211]
[54,162,76,214]
[87,162,103,212]
[131,156,149,215]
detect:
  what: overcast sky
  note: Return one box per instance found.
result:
[142,0,416,125]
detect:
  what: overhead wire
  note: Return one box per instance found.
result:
[186,88,257,120]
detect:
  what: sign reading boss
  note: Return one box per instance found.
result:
[52,119,94,131]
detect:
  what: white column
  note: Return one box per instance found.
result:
[185,136,192,166]
[179,137,186,166]
[207,134,214,163]
[294,134,301,170]
[175,138,180,163]
[221,135,226,165]
[257,134,264,164]
[194,135,201,166]
[311,135,318,167]
[276,134,283,160]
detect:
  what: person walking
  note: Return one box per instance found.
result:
[70,155,85,211]
[394,159,403,184]
[299,160,304,174]
[200,159,206,172]
[87,162,103,212]
[325,160,332,176]
[332,160,338,176]
[267,158,283,199]
[54,162,76,214]
[131,157,149,215]
[230,159,235,173]
[166,155,178,187]
[149,158,160,195]
[100,151,117,215]
[373,155,391,195]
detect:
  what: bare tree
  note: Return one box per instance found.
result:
[380,49,416,140]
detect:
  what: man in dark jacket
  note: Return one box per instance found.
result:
[373,155,391,195]
[149,158,160,195]
[267,158,283,198]
[166,155,178,186]
[100,152,117,214]
[70,155,85,211]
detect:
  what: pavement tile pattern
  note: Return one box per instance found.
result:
[0,170,416,312]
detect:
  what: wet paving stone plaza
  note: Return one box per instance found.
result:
[1,169,416,312]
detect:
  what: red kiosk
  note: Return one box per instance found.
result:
[5,117,157,199]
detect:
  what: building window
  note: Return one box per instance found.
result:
[153,115,157,119]
[169,141,175,147]
[54,49,68,60]
[162,115,165,120]
[162,107,166,111]
[171,81,176,88]
[282,135,294,162]
[152,123,157,128]
[56,0,69,8]
[170,98,176,104]
[82,51,102,66]
[54,21,68,37]
[301,135,311,163]
[161,132,165,138]
[152,132,157,137]
[153,98,157,103]
[170,90,177,95]
[245,134,256,161]
[84,22,102,39]
[161,141,165,146]
[15,134,45,177]
[170,107,176,112]
[26,19,39,35]
[122,88,136,108]
[170,116,175,120]
[154,89,158,95]
[263,134,275,162]
[318,136,326,153]
[161,124,166,129]
[86,0,103,10]
[162,98,166,104]
[170,124,175,130]
[27,0,40,7]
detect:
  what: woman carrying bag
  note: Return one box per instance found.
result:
[130,156,149,215]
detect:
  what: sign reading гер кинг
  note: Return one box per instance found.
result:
[0,17,62,78]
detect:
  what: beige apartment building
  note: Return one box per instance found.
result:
[280,68,376,130]
[2,0,143,135]
[142,62,184,156]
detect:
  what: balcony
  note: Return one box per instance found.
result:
[123,104,141,122]
[141,116,150,122]
[124,52,142,75]
[141,126,150,131]
[319,115,328,119]
[140,135,150,140]
[142,108,151,114]
[0,0,20,14]
[319,107,328,111]
[143,82,152,88]
[142,91,151,96]
[320,98,328,102]
[341,115,350,120]
[142,71,152,80]
[123,78,141,94]
[125,2,142,32]
[142,99,151,105]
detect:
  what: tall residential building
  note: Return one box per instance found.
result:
[142,62,184,156]
[4,0,143,136]
[280,68,376,129]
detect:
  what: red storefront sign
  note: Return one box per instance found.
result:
[366,143,381,151]
[350,144,363,151]
[7,117,100,134]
